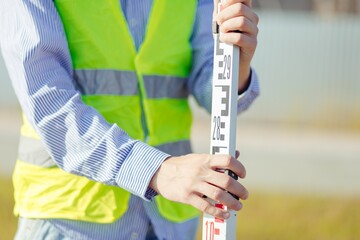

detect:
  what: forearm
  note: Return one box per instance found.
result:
[188,0,259,114]
[0,0,167,199]
[238,62,251,94]
[215,0,259,97]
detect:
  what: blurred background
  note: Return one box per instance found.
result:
[1,0,360,239]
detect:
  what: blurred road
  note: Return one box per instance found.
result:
[0,108,21,178]
[1,107,360,197]
[191,107,360,197]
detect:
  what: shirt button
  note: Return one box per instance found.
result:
[130,232,139,239]
[129,18,137,27]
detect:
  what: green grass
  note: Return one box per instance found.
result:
[1,178,359,240]
[197,191,360,240]
[234,191,360,240]
[0,178,17,240]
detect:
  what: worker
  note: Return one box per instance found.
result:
[0,0,259,239]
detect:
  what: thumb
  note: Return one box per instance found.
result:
[213,0,220,20]
[235,150,240,159]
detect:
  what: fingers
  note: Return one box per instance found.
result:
[220,32,257,52]
[197,182,243,211]
[214,0,253,18]
[206,170,249,200]
[188,194,231,219]
[210,154,246,178]
[217,2,258,25]
[151,153,248,219]
[214,0,259,64]
[220,16,258,36]
[222,0,252,8]
[217,3,258,38]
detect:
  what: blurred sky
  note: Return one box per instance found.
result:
[0,3,359,196]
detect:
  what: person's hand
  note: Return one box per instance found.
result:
[150,152,248,219]
[214,0,259,93]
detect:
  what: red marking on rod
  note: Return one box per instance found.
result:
[215,228,220,235]
[215,203,225,222]
[220,4,224,12]
[215,217,224,223]
[215,203,224,209]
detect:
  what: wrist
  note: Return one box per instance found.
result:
[149,156,173,194]
[238,64,251,94]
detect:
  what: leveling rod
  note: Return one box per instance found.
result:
[201,0,240,239]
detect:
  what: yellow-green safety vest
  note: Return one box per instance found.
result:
[13,0,200,223]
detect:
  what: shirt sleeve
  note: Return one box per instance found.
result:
[0,0,168,200]
[188,0,260,114]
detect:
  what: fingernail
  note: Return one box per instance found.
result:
[237,202,243,210]
[223,212,230,219]
[243,191,249,200]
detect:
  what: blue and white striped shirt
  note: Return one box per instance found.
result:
[0,0,259,239]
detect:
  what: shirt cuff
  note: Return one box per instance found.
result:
[115,140,170,201]
[237,68,260,113]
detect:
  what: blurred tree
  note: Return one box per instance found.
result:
[335,0,360,14]
[253,0,359,14]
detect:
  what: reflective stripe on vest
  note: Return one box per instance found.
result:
[74,70,139,96]
[18,135,192,167]
[74,69,189,99]
[13,0,199,224]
